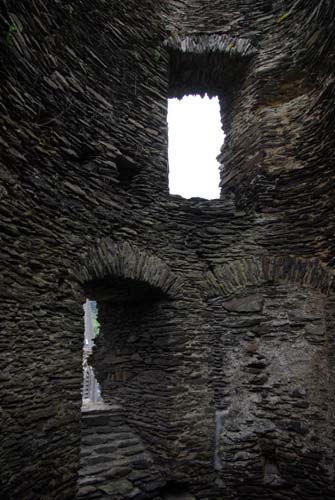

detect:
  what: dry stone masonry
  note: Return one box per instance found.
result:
[0,1,335,499]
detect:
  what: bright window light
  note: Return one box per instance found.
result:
[168,95,224,199]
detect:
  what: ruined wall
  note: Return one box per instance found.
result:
[207,257,335,498]
[0,0,335,499]
[0,1,171,497]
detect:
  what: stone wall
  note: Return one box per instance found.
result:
[0,0,334,499]
[207,257,335,498]
[78,404,165,500]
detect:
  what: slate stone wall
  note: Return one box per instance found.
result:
[207,258,335,498]
[0,0,334,499]
[78,404,165,500]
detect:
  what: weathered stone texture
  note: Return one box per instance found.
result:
[209,284,335,497]
[78,404,165,500]
[0,0,334,499]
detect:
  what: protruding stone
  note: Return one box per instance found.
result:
[222,294,264,312]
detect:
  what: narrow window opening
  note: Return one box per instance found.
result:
[168,94,224,199]
[82,299,102,407]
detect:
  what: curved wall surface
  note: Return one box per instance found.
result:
[0,1,334,499]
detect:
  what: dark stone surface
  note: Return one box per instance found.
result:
[0,0,334,499]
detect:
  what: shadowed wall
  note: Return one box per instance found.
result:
[0,0,334,499]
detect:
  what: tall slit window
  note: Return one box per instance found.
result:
[82,300,102,406]
[168,94,224,199]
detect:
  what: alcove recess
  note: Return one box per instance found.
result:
[78,240,183,464]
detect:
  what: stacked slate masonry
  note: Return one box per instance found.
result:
[0,0,334,499]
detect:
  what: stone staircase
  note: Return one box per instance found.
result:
[77,403,166,500]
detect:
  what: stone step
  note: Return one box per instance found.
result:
[77,408,164,499]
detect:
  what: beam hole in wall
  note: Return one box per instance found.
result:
[159,481,196,500]
[168,94,224,199]
[115,152,140,187]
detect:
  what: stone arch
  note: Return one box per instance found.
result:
[204,255,335,298]
[205,255,335,493]
[75,239,195,482]
[76,238,184,301]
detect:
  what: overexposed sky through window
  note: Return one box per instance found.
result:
[168,95,224,199]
